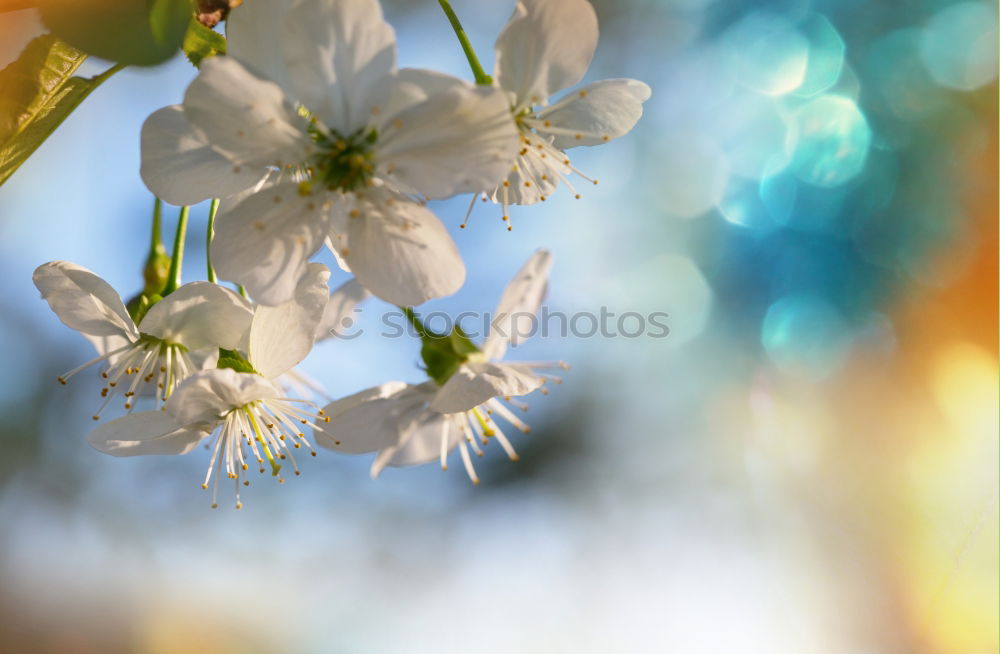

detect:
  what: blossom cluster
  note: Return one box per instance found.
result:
[32,0,648,507]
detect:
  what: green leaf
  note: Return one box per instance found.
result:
[41,0,193,67]
[182,18,226,67]
[401,306,482,385]
[0,35,85,139]
[217,348,257,374]
[419,327,481,386]
[448,325,480,356]
[149,0,191,46]
[0,34,122,188]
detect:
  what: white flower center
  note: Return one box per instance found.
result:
[443,361,569,484]
[57,335,196,420]
[466,98,607,231]
[200,398,329,509]
[304,123,378,192]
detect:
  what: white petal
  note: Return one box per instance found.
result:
[212,183,332,305]
[327,234,352,273]
[315,278,369,341]
[430,362,544,413]
[381,68,463,118]
[314,381,420,454]
[140,106,266,206]
[491,146,566,206]
[32,261,137,341]
[165,368,280,426]
[376,81,518,198]
[344,192,465,306]
[322,381,408,417]
[138,281,253,351]
[483,249,552,359]
[494,0,598,108]
[541,78,651,149]
[183,57,310,166]
[226,0,294,94]
[281,0,396,134]
[249,262,331,379]
[87,411,207,457]
[372,412,465,475]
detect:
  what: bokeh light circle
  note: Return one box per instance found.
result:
[793,13,845,98]
[761,293,852,380]
[919,1,998,91]
[725,11,809,96]
[786,94,871,188]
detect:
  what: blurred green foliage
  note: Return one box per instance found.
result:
[0,34,112,186]
[40,0,192,67]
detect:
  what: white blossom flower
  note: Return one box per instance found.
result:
[87,264,332,508]
[141,0,519,305]
[472,0,651,228]
[33,261,252,419]
[315,381,475,480]
[316,250,566,483]
[428,248,568,436]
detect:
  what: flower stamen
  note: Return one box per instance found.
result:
[200,397,321,508]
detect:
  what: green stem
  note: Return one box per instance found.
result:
[92,62,126,85]
[150,197,163,252]
[400,306,431,338]
[206,198,219,283]
[437,0,493,85]
[141,196,169,295]
[162,206,189,296]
